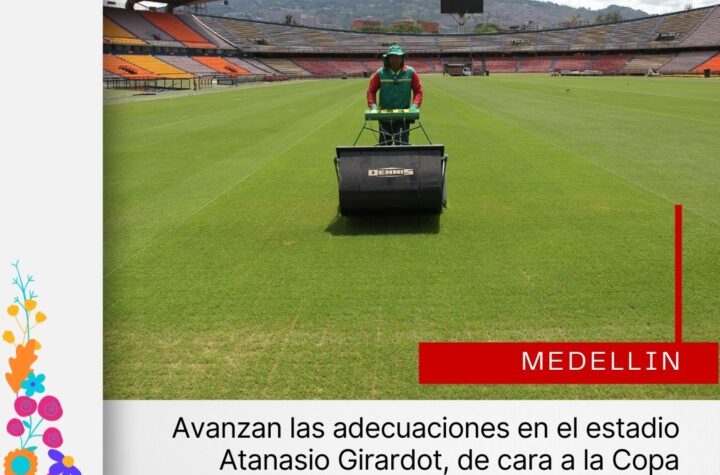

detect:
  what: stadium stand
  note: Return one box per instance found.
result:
[518,56,554,72]
[570,23,615,51]
[471,34,504,53]
[140,12,216,49]
[536,28,575,52]
[680,5,720,47]
[104,8,184,48]
[622,54,673,73]
[327,58,372,74]
[300,28,344,52]
[179,14,236,50]
[257,58,312,76]
[647,7,713,47]
[659,50,718,73]
[553,55,592,71]
[102,4,720,89]
[103,70,123,80]
[197,16,263,50]
[332,31,376,52]
[118,54,193,78]
[156,55,217,76]
[484,57,518,73]
[192,56,249,76]
[401,35,440,53]
[103,54,158,79]
[504,33,538,53]
[693,52,720,72]
[438,36,471,52]
[589,54,631,73]
[292,58,342,75]
[104,17,146,45]
[605,16,664,49]
[225,57,276,75]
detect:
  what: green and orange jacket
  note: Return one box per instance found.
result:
[366,64,423,110]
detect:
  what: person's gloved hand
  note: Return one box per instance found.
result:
[371,104,378,111]
[409,104,419,112]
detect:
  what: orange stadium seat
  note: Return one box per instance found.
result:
[693,53,720,72]
[118,55,193,78]
[103,54,158,79]
[192,56,249,77]
[141,12,215,49]
[103,17,145,45]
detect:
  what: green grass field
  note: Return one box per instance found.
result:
[104,74,720,399]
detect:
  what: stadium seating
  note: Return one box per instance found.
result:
[198,16,264,49]
[332,31,376,52]
[104,17,146,45]
[517,56,553,72]
[225,57,275,75]
[409,57,443,73]
[400,35,440,53]
[484,57,518,73]
[622,54,673,74]
[233,58,280,75]
[178,14,236,49]
[438,36,471,52]
[681,5,720,47]
[257,58,312,76]
[552,55,592,71]
[504,33,537,53]
[192,56,249,76]
[118,54,193,78]
[299,28,344,51]
[156,55,217,76]
[104,7,184,47]
[103,54,158,79]
[570,23,615,51]
[605,16,664,49]
[536,28,574,52]
[141,12,215,49]
[589,54,631,73]
[292,58,342,75]
[647,7,712,47]
[101,5,720,85]
[659,50,718,73]
[693,52,720,72]
[103,70,122,80]
[327,58,373,74]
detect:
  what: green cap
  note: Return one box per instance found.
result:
[383,44,406,57]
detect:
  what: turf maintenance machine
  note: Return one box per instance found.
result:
[334,107,447,215]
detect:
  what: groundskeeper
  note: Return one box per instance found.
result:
[366,44,424,145]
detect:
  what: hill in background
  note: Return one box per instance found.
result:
[205,0,649,32]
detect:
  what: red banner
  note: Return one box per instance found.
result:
[418,342,718,384]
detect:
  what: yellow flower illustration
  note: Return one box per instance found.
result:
[35,312,47,323]
[24,300,37,312]
[7,305,19,317]
[3,331,15,344]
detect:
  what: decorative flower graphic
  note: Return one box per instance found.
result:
[20,374,45,398]
[3,449,37,475]
[47,450,79,475]
[3,261,80,475]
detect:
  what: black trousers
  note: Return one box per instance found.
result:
[379,120,410,145]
